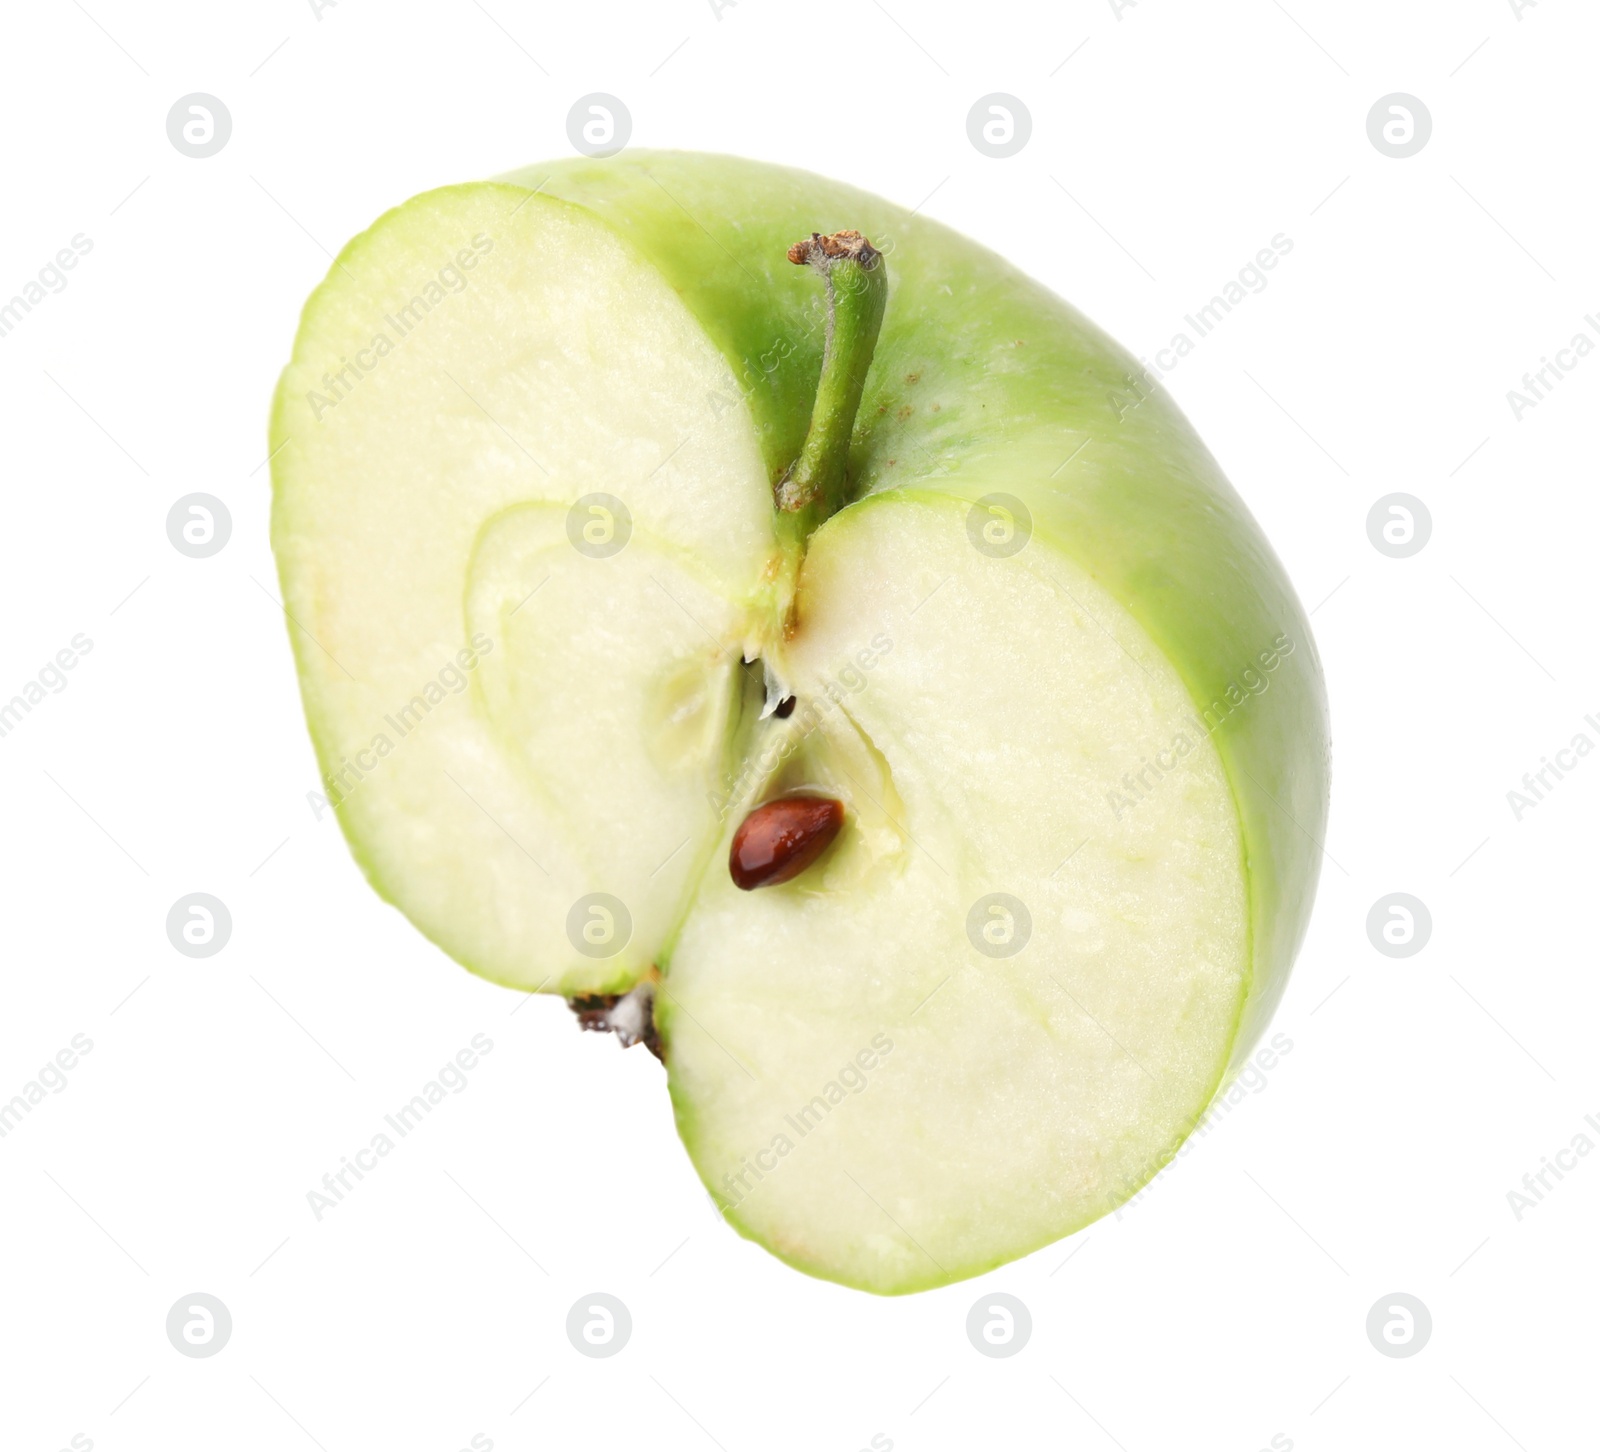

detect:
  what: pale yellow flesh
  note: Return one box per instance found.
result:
[274,190,1250,1293]
[272,188,776,994]
[662,496,1248,1290]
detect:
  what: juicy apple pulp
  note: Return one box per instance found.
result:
[270,151,1329,1294]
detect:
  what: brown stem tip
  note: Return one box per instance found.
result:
[730,794,845,890]
[787,230,881,269]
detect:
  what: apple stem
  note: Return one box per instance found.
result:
[775,231,887,536]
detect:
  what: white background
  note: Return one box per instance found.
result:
[0,1,1593,1449]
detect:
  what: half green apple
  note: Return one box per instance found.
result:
[270,152,1329,1294]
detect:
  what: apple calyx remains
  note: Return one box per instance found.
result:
[568,979,661,1058]
[773,230,887,536]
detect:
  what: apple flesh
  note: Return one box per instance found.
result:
[271,153,1329,1293]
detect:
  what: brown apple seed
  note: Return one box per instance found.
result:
[729,794,845,891]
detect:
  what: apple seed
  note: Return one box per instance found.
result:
[730,794,845,890]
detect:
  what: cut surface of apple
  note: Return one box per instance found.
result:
[664,492,1250,1290]
[273,188,776,995]
[272,153,1329,1293]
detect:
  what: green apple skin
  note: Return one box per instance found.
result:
[504,151,1329,1074]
